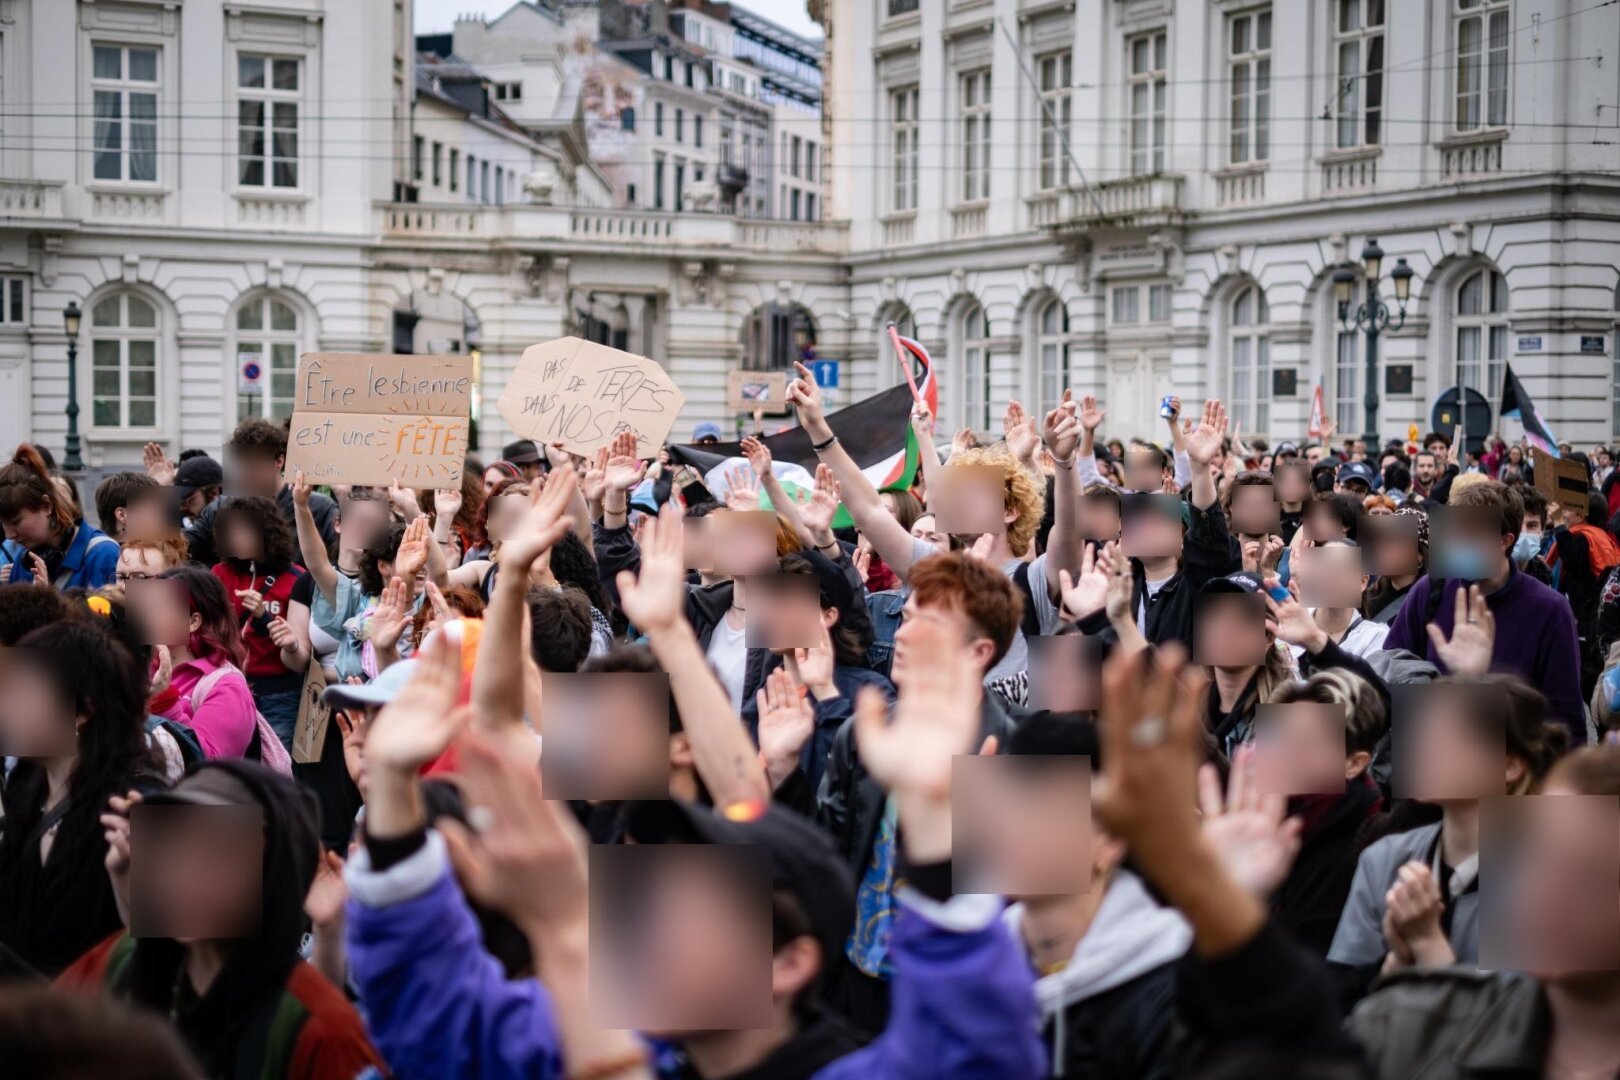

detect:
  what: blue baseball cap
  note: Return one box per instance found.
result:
[1337,461,1377,489]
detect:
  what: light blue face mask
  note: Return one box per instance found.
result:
[1512,531,1542,564]
[1436,542,1491,582]
[1604,664,1620,714]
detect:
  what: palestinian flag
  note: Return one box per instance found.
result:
[1501,364,1560,458]
[669,346,937,528]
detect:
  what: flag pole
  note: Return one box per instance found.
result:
[887,322,924,406]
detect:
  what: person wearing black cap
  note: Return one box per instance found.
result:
[171,454,223,523]
[62,761,384,1078]
[1335,461,1377,498]
[500,438,546,483]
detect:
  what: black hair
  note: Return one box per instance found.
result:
[0,583,74,646]
[177,448,208,463]
[358,520,408,598]
[1381,461,1410,493]
[775,553,870,667]
[212,494,296,573]
[548,531,612,622]
[1306,491,1362,540]
[1007,710,1102,766]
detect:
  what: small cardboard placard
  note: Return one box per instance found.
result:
[285,353,472,489]
[726,370,789,414]
[291,660,331,765]
[496,337,685,459]
[1534,453,1589,509]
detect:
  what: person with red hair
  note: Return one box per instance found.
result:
[0,444,119,589]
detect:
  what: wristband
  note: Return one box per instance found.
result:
[1051,455,1075,470]
[812,433,839,452]
[603,499,628,515]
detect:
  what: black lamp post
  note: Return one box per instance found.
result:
[63,301,83,472]
[1333,239,1413,450]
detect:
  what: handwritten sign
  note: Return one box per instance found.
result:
[726,370,789,414]
[496,337,685,459]
[1534,453,1588,509]
[291,660,331,765]
[284,353,472,488]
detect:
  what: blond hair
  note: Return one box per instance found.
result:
[951,447,1046,557]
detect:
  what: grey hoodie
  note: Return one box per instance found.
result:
[1004,870,1193,1076]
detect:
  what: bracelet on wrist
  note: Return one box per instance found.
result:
[1051,455,1075,470]
[812,433,839,452]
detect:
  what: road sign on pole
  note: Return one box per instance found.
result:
[810,359,839,389]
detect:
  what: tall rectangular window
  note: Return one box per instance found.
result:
[1111,286,1141,325]
[467,155,477,200]
[1128,31,1167,175]
[432,142,442,187]
[890,86,919,212]
[806,143,817,182]
[959,69,991,202]
[1334,0,1385,148]
[1037,52,1072,190]
[1148,283,1173,323]
[790,135,801,178]
[448,148,459,192]
[655,102,664,136]
[412,135,424,181]
[694,115,703,147]
[92,45,158,182]
[0,276,25,324]
[481,160,490,204]
[1456,0,1509,131]
[674,161,685,211]
[675,107,684,143]
[237,54,300,188]
[654,153,666,208]
[1335,330,1361,434]
[1227,10,1271,164]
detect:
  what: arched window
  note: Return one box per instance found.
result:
[1454,267,1507,394]
[961,303,991,432]
[1036,298,1071,408]
[235,294,301,423]
[742,302,816,371]
[1228,284,1270,433]
[90,291,159,429]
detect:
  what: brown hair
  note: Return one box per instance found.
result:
[1545,745,1620,795]
[881,488,924,533]
[0,984,202,1078]
[908,551,1021,668]
[1449,478,1524,539]
[948,448,1046,557]
[775,514,804,556]
[225,416,289,460]
[93,472,160,535]
[0,444,75,533]
[119,532,190,570]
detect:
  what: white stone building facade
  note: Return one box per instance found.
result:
[821,0,1620,445]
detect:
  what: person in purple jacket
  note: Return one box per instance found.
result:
[342,603,1046,1080]
[1385,480,1586,745]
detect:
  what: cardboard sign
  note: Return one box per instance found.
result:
[726,370,789,414]
[291,660,331,765]
[285,353,472,488]
[496,337,685,459]
[1534,453,1589,509]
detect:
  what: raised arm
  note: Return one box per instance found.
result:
[1040,389,1084,603]
[910,401,944,510]
[741,436,812,548]
[616,505,770,809]
[291,469,339,606]
[787,361,923,580]
[1184,399,1228,513]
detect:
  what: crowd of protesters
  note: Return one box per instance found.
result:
[1,373,1618,1080]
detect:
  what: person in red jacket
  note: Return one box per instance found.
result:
[212,495,309,751]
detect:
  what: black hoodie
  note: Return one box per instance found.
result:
[118,760,320,1076]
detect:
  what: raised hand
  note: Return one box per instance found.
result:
[142,442,177,486]
[851,545,872,581]
[437,730,589,939]
[389,480,423,522]
[1161,475,1181,496]
[497,467,578,573]
[369,576,413,654]
[604,431,648,494]
[724,464,761,511]
[786,360,826,425]
[1078,394,1107,432]
[304,849,349,929]
[614,504,687,635]
[855,613,979,800]
[791,624,838,698]
[434,486,463,521]
[422,579,454,633]
[291,468,312,508]
[1003,400,1041,465]
[1042,389,1081,462]
[1425,583,1495,676]
[1184,399,1228,467]
[1383,861,1455,966]
[578,447,610,506]
[910,399,935,433]
[101,789,143,917]
[364,630,467,772]
[1263,574,1327,653]
[739,435,772,478]
[756,667,815,787]
[393,516,432,580]
[149,644,173,696]
[335,709,367,791]
[797,463,841,538]
[1058,541,1110,622]
[1197,746,1303,901]
[950,427,979,458]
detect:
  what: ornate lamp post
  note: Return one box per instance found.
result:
[63,301,84,471]
[1333,238,1414,449]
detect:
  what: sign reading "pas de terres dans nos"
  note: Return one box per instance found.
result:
[284,353,473,488]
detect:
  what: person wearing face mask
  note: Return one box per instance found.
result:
[1545,486,1620,700]
[1512,488,1557,587]
[1384,481,1586,746]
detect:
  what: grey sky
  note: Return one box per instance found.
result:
[412,0,823,41]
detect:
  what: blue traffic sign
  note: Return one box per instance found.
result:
[810,359,839,389]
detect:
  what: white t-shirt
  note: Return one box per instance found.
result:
[1287,611,1389,661]
[907,537,1055,684]
[706,608,750,714]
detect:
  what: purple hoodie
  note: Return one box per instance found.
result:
[1384,567,1585,744]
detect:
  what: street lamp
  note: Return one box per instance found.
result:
[63,301,83,472]
[1334,238,1413,450]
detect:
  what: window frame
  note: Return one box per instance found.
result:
[1227,9,1271,165]
[0,275,26,325]
[235,52,302,191]
[1036,297,1072,409]
[88,290,161,432]
[90,43,160,184]
[959,68,992,203]
[960,302,993,433]
[1227,284,1272,434]
[1037,51,1073,191]
[1453,267,1509,397]
[233,293,303,425]
[1332,0,1386,149]
[890,86,919,213]
[1454,0,1510,132]
[1127,30,1167,176]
